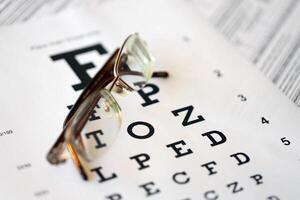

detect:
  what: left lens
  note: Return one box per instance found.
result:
[65,89,122,167]
[117,33,154,90]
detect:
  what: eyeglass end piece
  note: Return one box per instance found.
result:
[47,150,67,165]
[152,71,169,78]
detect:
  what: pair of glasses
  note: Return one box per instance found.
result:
[47,33,169,180]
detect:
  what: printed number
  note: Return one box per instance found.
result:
[280,137,291,145]
[34,190,49,197]
[261,117,269,124]
[213,69,222,77]
[237,94,247,102]
[17,163,31,170]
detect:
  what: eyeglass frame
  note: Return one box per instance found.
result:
[46,34,169,180]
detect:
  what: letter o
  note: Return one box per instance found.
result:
[204,190,218,200]
[127,121,155,139]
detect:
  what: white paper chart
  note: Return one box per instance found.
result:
[0,0,299,199]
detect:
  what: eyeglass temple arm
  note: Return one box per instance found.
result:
[152,71,169,78]
[64,50,120,127]
[47,49,119,165]
[120,62,169,78]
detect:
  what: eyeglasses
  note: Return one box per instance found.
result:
[46,33,168,180]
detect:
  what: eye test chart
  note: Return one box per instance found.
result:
[0,0,299,199]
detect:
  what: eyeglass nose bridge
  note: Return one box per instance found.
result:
[111,77,134,94]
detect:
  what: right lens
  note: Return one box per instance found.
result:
[117,33,154,90]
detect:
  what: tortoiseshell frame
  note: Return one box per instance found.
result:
[47,35,168,180]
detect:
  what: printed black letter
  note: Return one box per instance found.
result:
[171,105,205,127]
[204,190,219,200]
[201,161,218,175]
[226,181,243,193]
[230,152,250,166]
[250,174,263,185]
[139,182,161,197]
[137,83,160,107]
[127,121,155,139]
[201,130,227,146]
[130,153,151,170]
[85,130,106,149]
[172,171,190,185]
[106,193,122,200]
[90,166,117,183]
[51,44,108,91]
[166,140,193,158]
